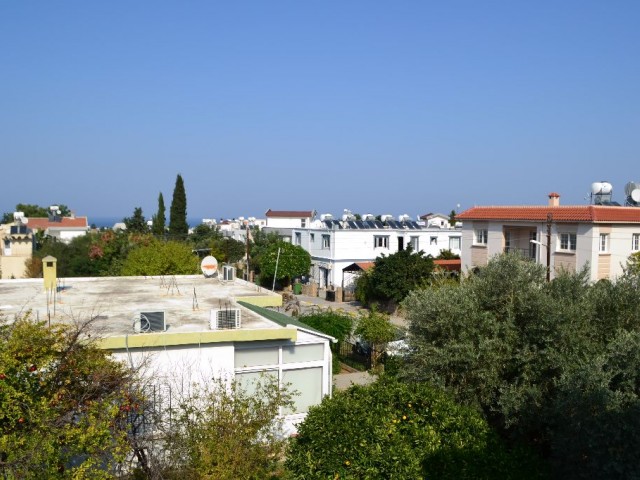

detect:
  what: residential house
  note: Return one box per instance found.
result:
[264,210,316,242]
[0,272,335,435]
[27,215,89,244]
[419,212,453,229]
[0,219,33,279]
[457,192,640,281]
[293,217,462,293]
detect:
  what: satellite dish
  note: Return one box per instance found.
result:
[21,217,28,225]
[200,256,218,277]
[626,182,639,197]
[631,189,640,204]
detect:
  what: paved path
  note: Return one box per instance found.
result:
[333,371,377,391]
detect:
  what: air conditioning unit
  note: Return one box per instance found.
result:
[210,308,241,330]
[134,311,166,333]
[222,265,236,281]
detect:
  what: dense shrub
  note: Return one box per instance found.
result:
[286,379,544,479]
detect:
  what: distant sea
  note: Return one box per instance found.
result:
[89,216,204,229]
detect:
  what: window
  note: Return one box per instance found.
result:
[374,235,389,248]
[3,239,11,256]
[475,229,488,245]
[310,233,315,243]
[430,236,438,245]
[234,347,279,368]
[322,234,330,249]
[559,233,577,251]
[599,233,609,253]
[295,232,301,245]
[633,234,640,251]
[301,219,306,228]
[410,236,419,251]
[282,367,323,414]
[449,236,461,250]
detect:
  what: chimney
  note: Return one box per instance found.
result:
[548,192,560,207]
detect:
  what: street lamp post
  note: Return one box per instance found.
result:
[530,213,553,282]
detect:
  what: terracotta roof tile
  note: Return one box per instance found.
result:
[457,206,640,223]
[433,259,461,271]
[26,217,89,230]
[265,209,315,218]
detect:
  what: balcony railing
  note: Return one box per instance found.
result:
[503,246,536,260]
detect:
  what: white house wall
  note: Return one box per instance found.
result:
[295,227,462,288]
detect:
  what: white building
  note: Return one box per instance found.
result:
[457,192,640,281]
[27,215,89,243]
[265,210,316,229]
[0,274,334,434]
[292,218,462,291]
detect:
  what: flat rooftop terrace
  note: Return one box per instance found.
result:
[0,275,282,337]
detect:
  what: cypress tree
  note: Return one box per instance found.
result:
[123,207,147,233]
[151,192,166,236]
[169,174,188,238]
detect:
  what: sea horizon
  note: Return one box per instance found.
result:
[89,216,205,229]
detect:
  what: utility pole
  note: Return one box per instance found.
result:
[546,213,552,282]
[272,247,281,292]
[245,222,250,282]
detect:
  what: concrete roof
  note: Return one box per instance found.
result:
[0,276,283,338]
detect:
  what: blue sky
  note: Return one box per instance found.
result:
[2,1,640,221]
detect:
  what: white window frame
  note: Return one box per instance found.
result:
[559,233,577,251]
[430,236,438,245]
[633,233,640,251]
[599,233,609,253]
[410,236,419,251]
[475,229,488,245]
[321,234,330,249]
[294,232,302,246]
[234,343,327,415]
[449,236,461,250]
[310,233,315,243]
[301,219,306,228]
[374,235,389,249]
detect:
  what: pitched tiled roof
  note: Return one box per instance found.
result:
[26,217,89,230]
[433,259,461,271]
[265,209,315,218]
[457,206,640,223]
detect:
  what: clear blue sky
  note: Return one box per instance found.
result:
[2,1,640,221]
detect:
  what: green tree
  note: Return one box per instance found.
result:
[0,314,136,478]
[2,203,71,223]
[435,248,459,260]
[188,223,220,250]
[169,174,188,239]
[299,310,354,343]
[248,229,281,278]
[258,241,310,288]
[159,376,292,479]
[356,248,434,306]
[354,308,396,367]
[123,206,148,234]
[210,237,246,264]
[286,379,544,480]
[151,192,166,236]
[120,239,199,276]
[402,253,640,478]
[448,209,457,226]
